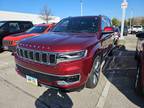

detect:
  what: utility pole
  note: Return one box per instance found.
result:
[130,11,133,33]
[120,0,128,39]
[80,0,83,16]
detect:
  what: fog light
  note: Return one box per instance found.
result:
[57,74,80,86]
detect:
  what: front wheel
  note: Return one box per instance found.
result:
[86,56,102,88]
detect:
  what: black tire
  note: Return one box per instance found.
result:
[135,64,144,95]
[86,56,102,88]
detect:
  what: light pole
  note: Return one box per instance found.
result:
[120,0,128,39]
[130,10,133,33]
[80,0,83,16]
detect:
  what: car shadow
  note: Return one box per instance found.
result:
[103,46,144,108]
[35,89,73,108]
[0,50,4,53]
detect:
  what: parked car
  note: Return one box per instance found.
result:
[0,21,33,51]
[131,25,143,34]
[14,16,118,91]
[3,23,55,52]
[135,32,144,95]
[119,26,128,36]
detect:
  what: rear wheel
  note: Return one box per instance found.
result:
[86,56,102,88]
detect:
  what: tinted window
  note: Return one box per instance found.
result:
[26,26,48,33]
[133,26,142,28]
[101,21,107,31]
[23,23,33,30]
[9,22,20,33]
[101,17,111,31]
[106,17,111,27]
[0,22,5,27]
[52,17,99,33]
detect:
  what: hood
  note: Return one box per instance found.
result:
[19,32,99,52]
[4,33,40,41]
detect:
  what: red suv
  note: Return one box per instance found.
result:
[3,24,55,52]
[135,32,144,95]
[15,16,117,91]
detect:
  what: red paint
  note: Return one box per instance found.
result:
[3,24,55,51]
[14,16,117,91]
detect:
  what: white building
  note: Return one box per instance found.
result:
[0,11,60,24]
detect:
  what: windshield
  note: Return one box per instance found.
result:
[51,17,99,33]
[26,26,48,33]
[0,22,5,27]
[133,26,142,28]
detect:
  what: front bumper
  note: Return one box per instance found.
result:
[15,54,93,90]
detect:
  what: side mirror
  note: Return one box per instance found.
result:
[136,32,144,38]
[102,27,114,34]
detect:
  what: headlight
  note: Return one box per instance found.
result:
[57,50,87,63]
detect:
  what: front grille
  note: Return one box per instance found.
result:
[16,47,57,65]
[3,40,13,46]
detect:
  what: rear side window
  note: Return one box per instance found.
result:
[0,22,5,27]
[101,17,111,31]
[9,22,20,33]
[20,22,33,32]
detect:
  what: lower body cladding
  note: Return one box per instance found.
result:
[15,55,93,91]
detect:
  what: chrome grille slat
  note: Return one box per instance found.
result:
[16,47,56,65]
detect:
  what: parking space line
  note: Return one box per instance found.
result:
[96,80,111,108]
[0,74,50,108]
[96,56,115,108]
[96,71,114,108]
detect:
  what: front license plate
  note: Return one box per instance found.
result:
[26,75,38,86]
[4,46,8,50]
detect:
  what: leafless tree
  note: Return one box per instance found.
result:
[40,5,53,24]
